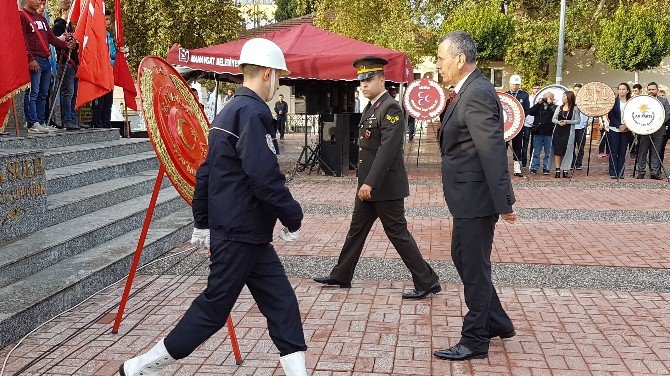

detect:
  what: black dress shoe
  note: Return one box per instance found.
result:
[434,344,487,361]
[636,174,645,179]
[402,282,441,299]
[488,330,516,339]
[313,276,351,288]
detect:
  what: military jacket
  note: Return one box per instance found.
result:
[356,91,410,201]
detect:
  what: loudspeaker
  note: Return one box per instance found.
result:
[319,113,350,176]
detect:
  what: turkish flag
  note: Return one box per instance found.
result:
[113,0,137,110]
[1,0,30,104]
[68,0,82,23]
[74,0,114,109]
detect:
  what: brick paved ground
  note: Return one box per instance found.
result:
[2,129,670,375]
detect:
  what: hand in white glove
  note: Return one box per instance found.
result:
[191,228,210,248]
[279,227,300,242]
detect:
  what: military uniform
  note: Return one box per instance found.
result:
[317,57,439,295]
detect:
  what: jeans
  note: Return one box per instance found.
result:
[23,57,52,126]
[92,91,113,128]
[60,64,78,126]
[531,134,552,171]
[607,130,630,177]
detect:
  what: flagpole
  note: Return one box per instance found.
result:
[12,99,20,136]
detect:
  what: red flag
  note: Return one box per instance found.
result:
[74,0,114,109]
[1,0,30,104]
[68,0,81,23]
[0,99,12,134]
[113,0,137,110]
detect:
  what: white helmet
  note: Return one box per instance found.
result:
[238,38,290,76]
[509,74,522,85]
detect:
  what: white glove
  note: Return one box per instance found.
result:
[279,227,300,242]
[191,228,210,248]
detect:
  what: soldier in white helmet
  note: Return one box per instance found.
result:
[506,74,530,176]
[119,38,308,376]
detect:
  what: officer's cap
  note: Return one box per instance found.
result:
[353,56,388,81]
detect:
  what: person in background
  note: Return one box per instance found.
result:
[636,82,670,179]
[551,91,579,178]
[528,92,557,175]
[571,84,590,170]
[606,83,632,179]
[354,90,360,113]
[506,74,530,176]
[53,2,86,130]
[274,93,288,140]
[21,0,76,134]
[91,9,117,128]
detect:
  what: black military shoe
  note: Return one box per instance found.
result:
[313,276,351,288]
[434,344,487,361]
[402,282,441,299]
[488,329,516,339]
[651,174,663,180]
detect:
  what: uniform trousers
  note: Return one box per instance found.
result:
[330,197,438,291]
[164,239,307,359]
[451,215,513,353]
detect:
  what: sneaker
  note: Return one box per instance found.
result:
[43,124,59,132]
[575,166,582,170]
[66,123,80,131]
[530,169,537,174]
[598,152,607,158]
[542,169,550,175]
[27,123,48,134]
[79,123,90,129]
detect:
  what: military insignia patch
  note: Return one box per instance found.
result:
[386,114,400,124]
[266,134,276,154]
[365,130,371,139]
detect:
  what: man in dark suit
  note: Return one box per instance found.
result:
[313,56,440,299]
[274,94,288,140]
[433,31,517,361]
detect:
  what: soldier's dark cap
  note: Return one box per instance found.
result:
[353,56,388,81]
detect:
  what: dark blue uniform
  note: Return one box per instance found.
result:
[507,89,531,166]
[164,87,307,359]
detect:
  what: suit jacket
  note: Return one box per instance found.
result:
[439,69,515,218]
[357,91,410,201]
[607,97,625,129]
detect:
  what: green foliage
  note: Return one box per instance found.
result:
[441,1,515,62]
[275,0,298,22]
[315,0,432,65]
[597,1,670,72]
[122,0,244,69]
[504,19,558,86]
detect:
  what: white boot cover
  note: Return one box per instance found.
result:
[279,351,308,376]
[121,339,175,376]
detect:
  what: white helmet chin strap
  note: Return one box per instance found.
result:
[266,69,277,102]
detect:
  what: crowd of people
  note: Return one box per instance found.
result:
[506,79,670,180]
[19,0,123,134]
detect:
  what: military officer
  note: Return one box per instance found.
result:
[313,56,440,299]
[119,38,308,376]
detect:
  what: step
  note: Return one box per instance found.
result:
[0,186,188,289]
[44,170,172,228]
[0,129,120,150]
[46,151,159,195]
[0,207,193,348]
[43,138,153,169]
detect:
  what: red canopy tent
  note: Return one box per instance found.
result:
[166,24,413,83]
